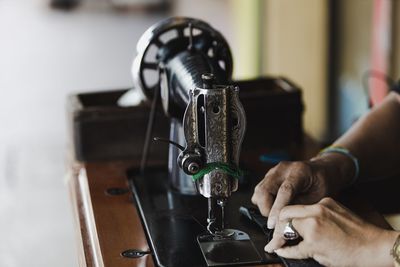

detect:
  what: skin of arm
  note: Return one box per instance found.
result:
[250,92,400,266]
[333,91,400,181]
[265,198,399,267]
[252,92,400,228]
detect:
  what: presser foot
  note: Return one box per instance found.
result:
[197,229,262,266]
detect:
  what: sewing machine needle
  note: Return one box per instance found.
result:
[207,198,216,234]
[221,204,225,230]
[217,199,226,230]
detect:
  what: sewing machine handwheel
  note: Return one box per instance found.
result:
[132,17,233,99]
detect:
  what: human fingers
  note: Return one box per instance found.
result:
[265,217,305,253]
[267,175,308,229]
[264,229,286,253]
[277,198,352,225]
[318,197,365,224]
[252,192,275,217]
[278,204,328,222]
[319,197,340,209]
[251,168,282,216]
[275,242,310,259]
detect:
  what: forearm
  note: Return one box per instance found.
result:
[327,92,400,182]
[369,230,399,267]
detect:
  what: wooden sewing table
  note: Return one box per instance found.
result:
[68,138,395,267]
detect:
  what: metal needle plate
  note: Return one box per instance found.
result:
[197,229,262,266]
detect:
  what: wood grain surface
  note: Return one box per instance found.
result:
[70,161,155,267]
[69,160,284,267]
[68,137,392,266]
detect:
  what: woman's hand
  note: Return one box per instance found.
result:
[265,197,398,267]
[251,153,355,229]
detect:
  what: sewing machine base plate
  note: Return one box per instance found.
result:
[128,168,281,267]
[197,229,262,266]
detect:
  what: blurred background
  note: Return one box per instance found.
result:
[0,0,399,266]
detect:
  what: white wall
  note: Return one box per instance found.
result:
[0,2,161,266]
[262,0,329,141]
[334,0,373,136]
[0,1,235,266]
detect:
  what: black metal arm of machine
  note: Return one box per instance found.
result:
[132,17,246,234]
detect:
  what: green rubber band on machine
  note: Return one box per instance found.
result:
[192,162,244,181]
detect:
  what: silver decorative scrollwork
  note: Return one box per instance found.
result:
[182,85,246,198]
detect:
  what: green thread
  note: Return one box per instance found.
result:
[192,162,244,181]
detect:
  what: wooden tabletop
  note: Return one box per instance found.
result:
[69,160,286,267]
[67,138,393,267]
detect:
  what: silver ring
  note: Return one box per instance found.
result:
[283,219,299,240]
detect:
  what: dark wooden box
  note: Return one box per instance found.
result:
[68,89,169,162]
[68,77,303,162]
[237,77,304,150]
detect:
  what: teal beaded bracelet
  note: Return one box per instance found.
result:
[319,146,360,186]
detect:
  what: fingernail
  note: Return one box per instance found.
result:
[264,245,273,253]
[267,217,275,229]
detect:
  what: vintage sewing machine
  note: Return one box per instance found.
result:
[69,16,328,267]
[126,17,301,266]
[68,16,399,267]
[130,16,261,266]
